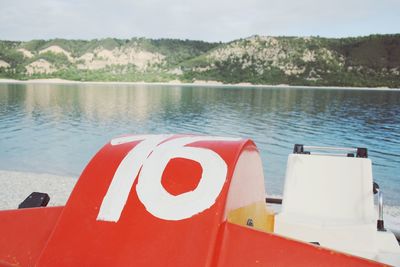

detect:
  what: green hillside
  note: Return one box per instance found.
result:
[0,35,399,87]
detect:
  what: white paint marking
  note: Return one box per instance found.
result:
[97,135,172,222]
[97,135,241,222]
[136,136,233,220]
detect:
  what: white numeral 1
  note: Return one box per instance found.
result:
[97,135,171,222]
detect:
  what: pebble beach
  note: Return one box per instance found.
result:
[0,169,398,238]
[0,170,76,210]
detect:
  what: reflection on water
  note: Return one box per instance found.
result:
[1,83,399,204]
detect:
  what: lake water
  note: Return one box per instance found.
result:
[1,83,399,206]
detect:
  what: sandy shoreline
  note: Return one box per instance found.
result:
[0,78,399,91]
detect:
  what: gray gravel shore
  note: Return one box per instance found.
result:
[0,170,76,210]
[0,169,398,237]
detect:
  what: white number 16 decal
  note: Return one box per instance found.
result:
[97,135,240,222]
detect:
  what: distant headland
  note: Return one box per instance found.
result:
[0,34,399,88]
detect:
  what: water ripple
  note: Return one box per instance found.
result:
[0,83,400,204]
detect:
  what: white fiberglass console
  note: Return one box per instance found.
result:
[274,145,400,266]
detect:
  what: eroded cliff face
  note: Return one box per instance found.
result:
[0,35,399,87]
[204,36,345,79]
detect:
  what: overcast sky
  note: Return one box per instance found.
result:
[0,0,399,42]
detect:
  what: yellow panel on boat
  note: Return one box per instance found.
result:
[227,201,275,233]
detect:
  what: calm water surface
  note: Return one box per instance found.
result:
[1,83,399,205]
